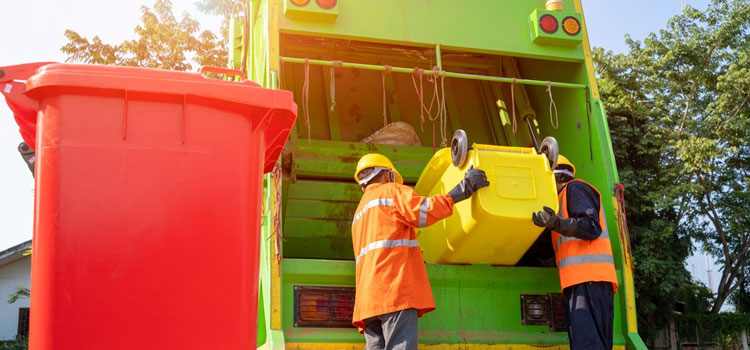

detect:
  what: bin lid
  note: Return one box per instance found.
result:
[1,63,297,173]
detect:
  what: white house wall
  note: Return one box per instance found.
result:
[0,256,30,340]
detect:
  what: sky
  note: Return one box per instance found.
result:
[0,0,719,298]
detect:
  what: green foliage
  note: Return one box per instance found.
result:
[0,339,27,350]
[62,0,227,70]
[730,277,750,313]
[595,0,750,342]
[678,282,714,314]
[7,286,29,304]
[677,313,750,348]
[594,38,693,346]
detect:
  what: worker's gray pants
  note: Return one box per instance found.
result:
[363,308,418,350]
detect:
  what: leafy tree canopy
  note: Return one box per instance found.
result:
[62,0,228,70]
[594,0,749,342]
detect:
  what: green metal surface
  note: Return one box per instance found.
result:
[245,0,646,348]
[281,259,630,346]
[277,0,585,62]
[280,57,588,90]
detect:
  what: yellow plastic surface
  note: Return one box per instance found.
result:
[415,144,558,265]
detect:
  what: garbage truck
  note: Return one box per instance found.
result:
[0,0,646,349]
[232,0,647,349]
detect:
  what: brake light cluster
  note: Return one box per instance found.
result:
[520,293,567,332]
[294,286,355,328]
[285,0,339,22]
[529,9,584,47]
[538,14,580,36]
[289,0,337,10]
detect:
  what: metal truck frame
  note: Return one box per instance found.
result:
[233,1,647,348]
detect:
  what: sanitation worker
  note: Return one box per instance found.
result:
[351,153,489,350]
[531,155,618,350]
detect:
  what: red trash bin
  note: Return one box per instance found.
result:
[0,63,297,349]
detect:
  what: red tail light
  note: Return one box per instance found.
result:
[316,0,337,9]
[295,286,355,327]
[539,14,559,34]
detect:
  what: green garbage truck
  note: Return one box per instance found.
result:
[231,0,647,348]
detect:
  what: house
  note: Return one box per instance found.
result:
[0,240,31,341]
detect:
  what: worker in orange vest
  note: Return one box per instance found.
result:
[531,155,618,350]
[351,153,488,350]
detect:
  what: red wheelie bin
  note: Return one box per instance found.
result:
[0,63,297,349]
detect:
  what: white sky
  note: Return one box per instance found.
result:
[0,0,721,302]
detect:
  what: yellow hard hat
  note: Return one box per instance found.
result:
[354,153,403,185]
[555,155,576,177]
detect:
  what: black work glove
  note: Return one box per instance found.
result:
[448,166,490,203]
[531,206,578,237]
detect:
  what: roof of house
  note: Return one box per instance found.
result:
[0,240,31,268]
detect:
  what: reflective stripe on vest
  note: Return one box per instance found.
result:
[352,198,394,224]
[418,198,431,228]
[555,212,610,250]
[558,253,615,268]
[355,239,420,264]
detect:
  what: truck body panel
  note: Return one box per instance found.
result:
[242,0,646,348]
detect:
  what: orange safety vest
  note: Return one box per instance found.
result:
[350,182,454,332]
[551,179,618,293]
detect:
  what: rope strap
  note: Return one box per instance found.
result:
[546,81,559,129]
[302,59,311,143]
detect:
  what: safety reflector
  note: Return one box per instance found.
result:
[539,14,559,34]
[294,286,355,327]
[290,0,309,6]
[520,293,568,332]
[562,16,581,36]
[316,0,336,9]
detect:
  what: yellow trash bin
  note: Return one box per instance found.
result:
[415,144,558,265]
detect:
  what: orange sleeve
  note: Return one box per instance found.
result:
[392,184,454,228]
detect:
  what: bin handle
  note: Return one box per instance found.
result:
[199,66,247,81]
[0,62,57,83]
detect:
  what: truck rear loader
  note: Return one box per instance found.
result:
[237,0,647,349]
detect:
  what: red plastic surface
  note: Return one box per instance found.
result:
[4,63,296,349]
[0,63,56,147]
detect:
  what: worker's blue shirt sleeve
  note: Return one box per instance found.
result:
[565,181,602,240]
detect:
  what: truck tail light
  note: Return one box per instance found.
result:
[562,16,581,36]
[539,14,559,34]
[316,0,336,9]
[294,286,355,327]
[521,293,568,332]
[290,0,310,7]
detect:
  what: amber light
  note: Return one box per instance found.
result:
[562,16,581,36]
[539,14,559,34]
[290,0,310,6]
[316,0,336,9]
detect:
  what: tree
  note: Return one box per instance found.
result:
[62,0,227,70]
[649,0,750,313]
[594,0,750,340]
[594,46,693,345]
